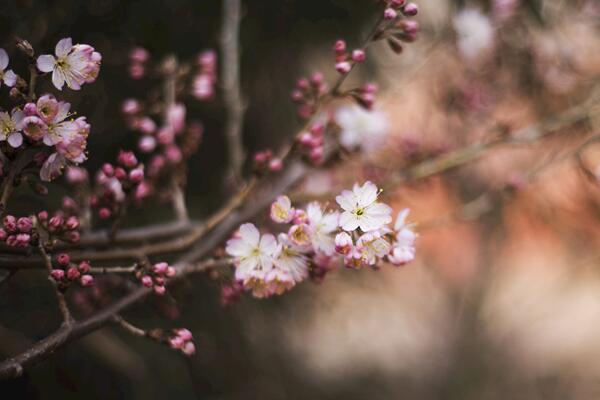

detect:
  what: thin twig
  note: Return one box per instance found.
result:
[38,243,74,326]
[112,315,147,337]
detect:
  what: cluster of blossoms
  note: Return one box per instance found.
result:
[297,122,326,165]
[122,101,203,179]
[380,1,419,54]
[128,47,150,80]
[0,38,100,182]
[37,210,81,243]
[290,73,328,120]
[332,39,366,75]
[138,262,176,296]
[91,151,146,219]
[252,149,283,173]
[191,51,217,100]
[49,255,94,289]
[167,328,196,356]
[0,215,34,248]
[226,181,416,299]
[37,38,101,91]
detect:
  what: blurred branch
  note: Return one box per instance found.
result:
[221,0,246,184]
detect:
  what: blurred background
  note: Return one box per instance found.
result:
[2,0,600,398]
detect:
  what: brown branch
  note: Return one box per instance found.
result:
[89,265,138,275]
[0,158,18,218]
[38,243,74,325]
[221,0,246,183]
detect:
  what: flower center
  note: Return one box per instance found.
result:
[354,208,365,216]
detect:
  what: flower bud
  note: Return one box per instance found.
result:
[351,49,366,62]
[78,261,91,273]
[384,8,398,20]
[402,2,418,16]
[335,61,351,75]
[50,269,65,281]
[141,275,153,287]
[17,217,33,233]
[153,285,166,295]
[80,274,94,286]
[66,267,81,280]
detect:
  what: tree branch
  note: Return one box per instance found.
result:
[221,0,246,184]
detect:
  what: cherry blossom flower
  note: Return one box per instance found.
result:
[356,231,391,266]
[0,109,24,148]
[272,233,309,284]
[226,223,278,286]
[453,9,494,61]
[335,104,389,152]
[36,38,101,90]
[270,195,295,224]
[0,49,17,88]
[306,202,338,255]
[336,181,392,232]
[388,209,417,265]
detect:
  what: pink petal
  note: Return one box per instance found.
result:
[0,49,8,70]
[55,38,72,58]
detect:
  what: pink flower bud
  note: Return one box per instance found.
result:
[128,63,145,79]
[402,20,420,35]
[296,78,309,90]
[138,135,156,153]
[65,216,80,230]
[50,269,65,281]
[157,127,175,145]
[153,262,169,275]
[182,342,196,356]
[269,158,283,172]
[48,215,63,231]
[351,49,366,62]
[402,2,418,16]
[169,336,184,349]
[141,275,153,287]
[78,261,91,273]
[335,61,352,75]
[98,208,111,219]
[66,231,81,243]
[165,266,176,277]
[118,151,138,168]
[23,102,37,116]
[129,168,144,183]
[114,167,127,180]
[130,47,150,63]
[37,211,49,221]
[57,253,70,266]
[137,117,156,134]
[290,90,303,102]
[165,145,182,164]
[17,217,32,233]
[0,228,6,241]
[3,215,16,232]
[333,39,346,54]
[102,163,114,177]
[121,99,140,115]
[298,132,313,146]
[80,274,94,287]
[384,8,398,20]
[153,285,166,295]
[16,233,30,247]
[66,167,88,184]
[177,329,193,341]
[154,276,165,286]
[62,197,78,211]
[66,267,80,280]
[391,0,406,8]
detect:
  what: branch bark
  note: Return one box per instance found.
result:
[221,0,246,183]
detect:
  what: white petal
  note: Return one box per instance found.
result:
[395,209,410,231]
[0,49,8,70]
[320,212,339,233]
[52,69,65,90]
[55,38,73,58]
[238,223,260,246]
[7,132,22,148]
[306,202,323,224]
[339,212,360,231]
[55,101,71,122]
[335,190,356,211]
[225,238,253,258]
[3,70,16,87]
[356,181,378,207]
[36,55,56,73]
[259,234,278,256]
